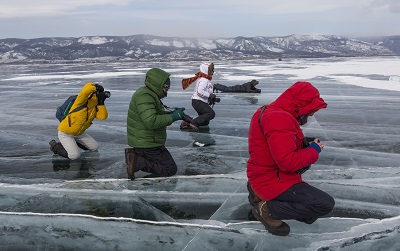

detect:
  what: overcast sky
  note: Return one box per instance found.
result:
[1,0,399,39]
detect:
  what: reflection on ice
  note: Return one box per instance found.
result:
[1,57,400,250]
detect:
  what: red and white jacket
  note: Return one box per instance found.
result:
[247,81,327,201]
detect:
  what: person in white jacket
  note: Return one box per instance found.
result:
[181,63,219,130]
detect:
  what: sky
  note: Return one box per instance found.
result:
[0,0,400,39]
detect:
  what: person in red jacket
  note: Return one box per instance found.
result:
[247,81,335,236]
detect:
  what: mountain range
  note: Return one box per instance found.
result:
[1,34,399,63]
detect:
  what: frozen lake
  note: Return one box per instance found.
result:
[1,57,400,250]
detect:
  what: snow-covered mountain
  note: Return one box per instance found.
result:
[0,34,398,63]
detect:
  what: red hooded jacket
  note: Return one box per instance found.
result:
[247,82,327,201]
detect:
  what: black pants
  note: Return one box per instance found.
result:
[134,146,177,177]
[267,182,335,224]
[191,99,215,126]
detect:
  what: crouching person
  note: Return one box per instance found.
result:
[49,82,109,160]
[125,68,186,180]
[247,81,335,236]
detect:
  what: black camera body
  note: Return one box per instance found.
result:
[208,94,220,105]
[104,91,111,98]
[96,90,111,98]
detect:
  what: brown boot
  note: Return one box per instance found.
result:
[247,182,261,206]
[252,200,290,236]
[180,121,191,129]
[125,148,135,180]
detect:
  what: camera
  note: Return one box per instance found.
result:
[104,91,111,98]
[208,94,220,105]
[96,90,111,98]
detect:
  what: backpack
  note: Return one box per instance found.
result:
[55,95,87,122]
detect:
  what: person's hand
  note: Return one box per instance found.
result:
[170,108,185,121]
[314,138,324,150]
[208,93,216,102]
[308,138,324,153]
[95,84,104,93]
[97,91,107,105]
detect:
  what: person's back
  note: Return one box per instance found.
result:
[58,83,108,136]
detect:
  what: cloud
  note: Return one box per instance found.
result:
[0,0,374,19]
[368,0,400,13]
[0,0,131,18]
[0,0,398,39]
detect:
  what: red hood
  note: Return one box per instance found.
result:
[269,81,327,118]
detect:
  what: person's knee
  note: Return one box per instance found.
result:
[86,141,99,151]
[209,110,216,120]
[165,165,177,176]
[320,194,335,215]
[67,150,81,160]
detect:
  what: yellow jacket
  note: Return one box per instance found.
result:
[58,82,108,136]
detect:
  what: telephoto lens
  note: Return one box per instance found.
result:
[104,91,111,98]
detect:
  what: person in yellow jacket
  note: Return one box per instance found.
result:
[49,82,109,160]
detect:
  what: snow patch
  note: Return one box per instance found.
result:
[78,36,109,45]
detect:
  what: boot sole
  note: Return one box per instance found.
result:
[252,208,290,236]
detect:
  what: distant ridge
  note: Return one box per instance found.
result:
[0,34,399,63]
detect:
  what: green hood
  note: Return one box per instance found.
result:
[145,68,171,98]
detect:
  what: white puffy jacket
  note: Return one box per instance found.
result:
[191,63,213,103]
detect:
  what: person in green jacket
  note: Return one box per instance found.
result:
[125,68,186,180]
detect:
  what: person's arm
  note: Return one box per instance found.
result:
[70,82,96,110]
[265,114,319,172]
[135,93,174,129]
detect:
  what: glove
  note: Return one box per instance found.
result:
[170,108,185,121]
[303,137,319,147]
[97,91,107,105]
[308,141,321,153]
[95,84,104,93]
[296,165,310,175]
[208,93,216,102]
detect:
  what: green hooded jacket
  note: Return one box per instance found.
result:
[127,68,174,148]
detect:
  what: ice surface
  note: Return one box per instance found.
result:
[1,57,400,250]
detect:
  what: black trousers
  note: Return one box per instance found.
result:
[191,99,215,126]
[267,182,335,224]
[134,146,177,177]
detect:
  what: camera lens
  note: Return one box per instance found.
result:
[104,91,111,98]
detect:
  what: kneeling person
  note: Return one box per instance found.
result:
[125,68,186,180]
[49,82,109,160]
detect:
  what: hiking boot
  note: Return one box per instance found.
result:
[247,182,261,207]
[252,200,290,236]
[180,121,191,129]
[189,123,199,131]
[125,148,135,180]
[183,114,193,123]
[49,140,57,153]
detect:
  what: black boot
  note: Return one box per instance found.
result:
[49,140,69,158]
